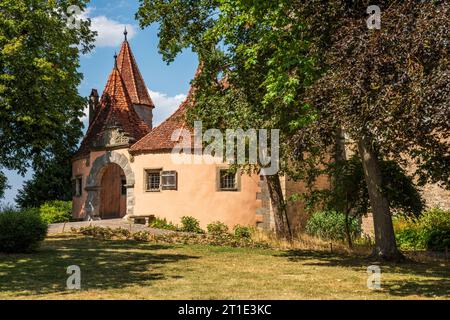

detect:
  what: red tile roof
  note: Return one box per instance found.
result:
[74,66,150,158]
[129,65,212,155]
[117,40,154,108]
[129,84,195,154]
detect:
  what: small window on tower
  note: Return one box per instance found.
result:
[73,176,83,197]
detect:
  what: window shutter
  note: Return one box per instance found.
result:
[161,171,177,190]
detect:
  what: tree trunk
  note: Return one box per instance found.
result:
[335,127,347,163]
[357,136,404,261]
[336,128,353,249]
[344,208,353,249]
[265,174,292,240]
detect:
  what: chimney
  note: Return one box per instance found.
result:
[88,89,99,126]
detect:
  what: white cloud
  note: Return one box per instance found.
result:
[81,103,89,133]
[81,8,137,47]
[149,90,187,126]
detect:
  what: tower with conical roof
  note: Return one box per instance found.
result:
[116,28,154,128]
[75,40,154,158]
[75,33,153,158]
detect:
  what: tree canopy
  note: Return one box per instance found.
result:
[296,0,449,189]
[0,0,95,188]
[137,0,329,238]
[137,0,448,260]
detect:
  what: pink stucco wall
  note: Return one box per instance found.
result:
[72,149,262,228]
[131,152,261,228]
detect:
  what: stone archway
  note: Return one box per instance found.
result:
[84,151,135,221]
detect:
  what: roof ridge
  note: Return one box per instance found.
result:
[123,42,138,103]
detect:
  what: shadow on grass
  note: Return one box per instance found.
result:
[277,249,450,298]
[0,235,199,296]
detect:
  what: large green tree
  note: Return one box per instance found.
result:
[293,0,449,260]
[138,0,449,259]
[15,140,77,208]
[137,0,326,239]
[0,0,95,196]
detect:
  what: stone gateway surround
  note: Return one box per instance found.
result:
[84,151,135,220]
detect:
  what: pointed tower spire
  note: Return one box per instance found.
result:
[124,26,128,41]
[114,52,118,69]
[116,39,154,108]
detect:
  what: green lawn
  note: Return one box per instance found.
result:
[0,234,448,300]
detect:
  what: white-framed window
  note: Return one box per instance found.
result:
[161,171,178,190]
[145,170,161,192]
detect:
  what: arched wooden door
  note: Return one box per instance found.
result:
[99,163,126,219]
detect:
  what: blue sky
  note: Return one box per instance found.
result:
[2,0,198,205]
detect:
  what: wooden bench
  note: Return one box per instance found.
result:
[127,215,155,226]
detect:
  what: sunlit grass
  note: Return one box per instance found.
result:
[0,234,448,300]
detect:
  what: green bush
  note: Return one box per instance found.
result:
[76,226,131,240]
[394,222,424,250]
[0,207,48,253]
[394,208,450,251]
[207,221,229,235]
[180,216,203,233]
[149,217,178,231]
[233,225,252,239]
[38,200,72,224]
[306,210,361,241]
[132,231,151,242]
[73,226,269,249]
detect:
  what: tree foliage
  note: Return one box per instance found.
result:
[291,0,448,259]
[307,155,424,218]
[0,0,95,179]
[138,0,449,257]
[137,0,328,238]
[0,171,8,199]
[15,151,74,208]
[295,1,449,189]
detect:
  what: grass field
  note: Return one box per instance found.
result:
[0,234,448,300]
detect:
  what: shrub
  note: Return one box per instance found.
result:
[114,227,131,240]
[233,225,252,239]
[180,216,203,233]
[38,200,72,224]
[76,226,131,240]
[149,217,178,231]
[132,231,151,242]
[72,226,268,249]
[306,211,360,241]
[394,221,424,250]
[207,221,229,235]
[418,208,449,251]
[394,208,450,251]
[0,207,48,253]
